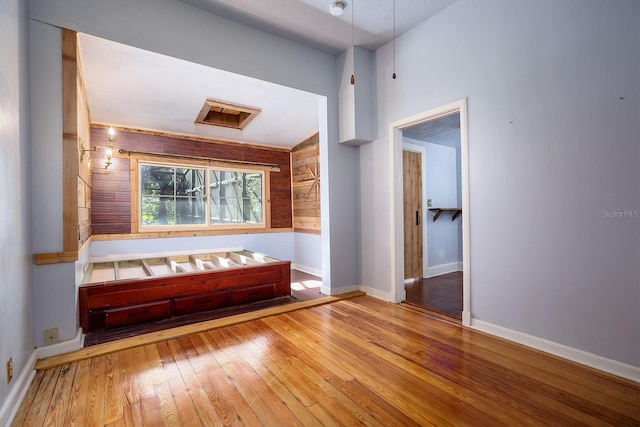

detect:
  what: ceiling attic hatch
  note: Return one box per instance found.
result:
[195,99,261,130]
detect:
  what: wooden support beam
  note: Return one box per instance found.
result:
[166,257,186,274]
[140,260,155,276]
[33,251,79,265]
[229,252,261,266]
[210,254,240,269]
[113,261,120,280]
[62,29,79,255]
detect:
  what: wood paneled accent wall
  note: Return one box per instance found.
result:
[291,133,321,234]
[90,128,292,236]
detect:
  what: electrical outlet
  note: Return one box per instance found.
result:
[7,358,12,383]
[44,328,60,345]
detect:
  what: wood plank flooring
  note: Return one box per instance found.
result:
[404,272,463,319]
[14,296,640,426]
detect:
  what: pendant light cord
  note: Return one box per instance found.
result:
[351,0,355,85]
[392,0,397,79]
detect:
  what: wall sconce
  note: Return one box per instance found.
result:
[79,126,116,170]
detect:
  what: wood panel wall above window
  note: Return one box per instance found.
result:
[291,133,320,234]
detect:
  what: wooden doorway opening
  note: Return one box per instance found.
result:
[389,99,471,326]
[402,114,463,319]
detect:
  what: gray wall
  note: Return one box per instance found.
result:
[424,142,460,269]
[29,20,80,349]
[23,0,638,379]
[363,0,639,367]
[0,0,34,415]
[28,0,360,345]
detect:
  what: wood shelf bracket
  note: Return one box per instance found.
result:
[429,208,462,222]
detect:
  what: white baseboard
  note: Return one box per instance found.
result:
[291,263,322,278]
[461,310,471,327]
[424,261,462,278]
[359,285,396,302]
[36,327,84,359]
[324,284,360,296]
[471,318,640,382]
[0,350,37,427]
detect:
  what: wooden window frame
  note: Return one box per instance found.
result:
[134,158,269,233]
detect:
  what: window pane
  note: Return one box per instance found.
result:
[209,170,263,224]
[141,196,175,225]
[245,173,263,223]
[141,165,177,196]
[141,165,205,226]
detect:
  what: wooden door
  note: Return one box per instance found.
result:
[403,150,423,279]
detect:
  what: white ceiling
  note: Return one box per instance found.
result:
[403,113,461,147]
[179,0,458,54]
[79,0,458,149]
[79,33,321,148]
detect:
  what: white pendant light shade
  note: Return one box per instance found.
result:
[329,1,345,16]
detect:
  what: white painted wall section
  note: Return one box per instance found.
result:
[293,232,322,275]
[0,0,35,422]
[364,0,640,368]
[28,0,360,353]
[424,141,460,270]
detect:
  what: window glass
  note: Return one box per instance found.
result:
[140,162,264,229]
[140,165,206,226]
[210,170,263,224]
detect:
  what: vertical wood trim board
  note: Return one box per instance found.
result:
[76,32,93,247]
[291,133,321,233]
[61,28,79,254]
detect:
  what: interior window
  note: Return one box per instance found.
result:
[139,162,265,230]
[209,170,263,225]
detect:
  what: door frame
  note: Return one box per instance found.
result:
[402,142,428,278]
[389,98,471,326]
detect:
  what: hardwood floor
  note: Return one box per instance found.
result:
[404,272,462,319]
[14,296,639,426]
[290,269,323,301]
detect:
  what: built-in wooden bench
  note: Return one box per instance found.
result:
[79,250,291,332]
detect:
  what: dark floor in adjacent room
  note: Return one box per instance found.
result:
[84,269,322,347]
[404,271,463,319]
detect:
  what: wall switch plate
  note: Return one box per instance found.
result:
[427,199,433,207]
[44,328,60,345]
[7,358,12,383]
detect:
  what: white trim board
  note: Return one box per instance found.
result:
[425,262,462,278]
[291,263,322,278]
[36,327,84,359]
[471,318,640,383]
[324,284,360,296]
[0,350,37,427]
[359,285,395,302]
[389,98,471,326]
